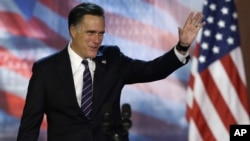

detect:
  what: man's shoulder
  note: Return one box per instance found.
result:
[34,47,67,66]
[99,45,120,53]
[97,45,122,57]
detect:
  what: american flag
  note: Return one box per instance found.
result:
[0,0,202,141]
[187,0,250,140]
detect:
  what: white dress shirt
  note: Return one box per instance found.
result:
[68,44,95,107]
[174,46,189,64]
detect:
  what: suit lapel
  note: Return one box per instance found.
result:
[55,46,110,118]
[56,48,80,110]
[91,55,108,117]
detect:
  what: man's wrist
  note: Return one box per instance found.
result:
[176,41,190,52]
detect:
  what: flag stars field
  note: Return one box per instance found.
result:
[221,7,229,15]
[215,33,223,41]
[203,29,211,37]
[209,3,216,11]
[217,20,226,28]
[230,25,237,31]
[212,46,219,54]
[206,16,214,24]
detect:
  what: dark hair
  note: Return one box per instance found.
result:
[68,2,104,30]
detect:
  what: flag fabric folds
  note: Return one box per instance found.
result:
[187,0,250,140]
[1,0,201,140]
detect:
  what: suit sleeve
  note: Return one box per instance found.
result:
[122,47,190,84]
[17,62,45,141]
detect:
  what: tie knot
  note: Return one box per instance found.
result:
[82,60,89,67]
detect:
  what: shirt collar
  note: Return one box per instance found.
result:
[67,43,96,73]
[68,43,83,72]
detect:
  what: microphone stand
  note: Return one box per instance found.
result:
[102,103,132,141]
[121,104,132,137]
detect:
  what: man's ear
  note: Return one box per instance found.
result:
[70,25,77,38]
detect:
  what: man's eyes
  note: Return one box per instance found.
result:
[86,32,104,36]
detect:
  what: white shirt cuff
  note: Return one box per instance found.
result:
[174,46,189,64]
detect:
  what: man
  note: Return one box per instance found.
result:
[17,2,204,141]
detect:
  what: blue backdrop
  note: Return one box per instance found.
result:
[0,0,202,140]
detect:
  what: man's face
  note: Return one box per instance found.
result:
[70,15,105,59]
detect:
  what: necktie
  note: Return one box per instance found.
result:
[81,60,93,119]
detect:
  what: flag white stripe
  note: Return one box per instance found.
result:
[0,0,22,14]
[230,47,247,85]
[186,87,193,111]
[122,84,187,127]
[0,68,28,99]
[188,119,203,141]
[208,57,250,124]
[186,56,199,108]
[34,2,69,40]
[103,33,172,60]
[191,57,229,141]
[0,31,57,60]
[94,0,180,34]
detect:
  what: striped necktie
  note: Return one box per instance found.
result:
[81,60,93,119]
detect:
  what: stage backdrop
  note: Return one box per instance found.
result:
[0,0,202,141]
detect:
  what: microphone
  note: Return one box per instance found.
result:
[102,104,112,134]
[122,103,131,119]
[102,103,132,141]
[121,103,132,132]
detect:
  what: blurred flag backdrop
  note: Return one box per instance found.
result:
[0,0,201,141]
[187,0,250,141]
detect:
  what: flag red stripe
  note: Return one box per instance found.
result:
[0,90,24,120]
[0,11,67,50]
[0,46,32,78]
[133,78,186,103]
[0,89,47,129]
[201,68,237,131]
[186,106,191,122]
[105,12,178,51]
[0,12,30,36]
[191,99,216,141]
[132,110,187,139]
[1,5,176,51]
[193,43,201,58]
[40,0,77,18]
[189,73,195,90]
[29,17,68,49]
[221,54,249,111]
[41,0,180,51]
[143,0,193,24]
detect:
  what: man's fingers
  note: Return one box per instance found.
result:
[185,12,204,28]
[186,12,195,25]
[189,12,203,25]
[195,13,203,24]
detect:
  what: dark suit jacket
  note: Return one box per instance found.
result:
[17,45,188,141]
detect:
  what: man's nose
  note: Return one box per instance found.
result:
[93,34,102,43]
